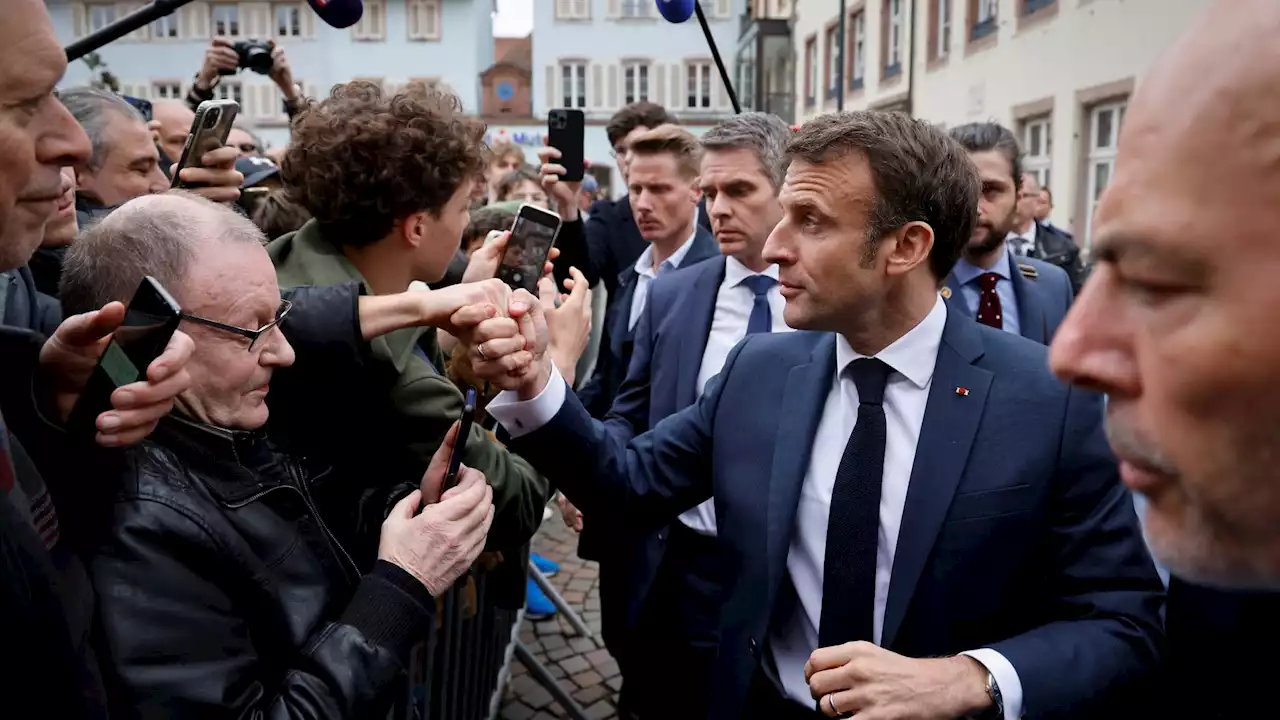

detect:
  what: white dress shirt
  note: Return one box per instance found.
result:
[487,296,1023,720]
[1006,223,1036,256]
[628,223,700,331]
[678,258,792,536]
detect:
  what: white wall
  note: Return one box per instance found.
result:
[50,0,492,148]
[792,0,1211,243]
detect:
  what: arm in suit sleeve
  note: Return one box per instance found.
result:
[984,387,1165,718]
[486,338,753,532]
[553,210,614,291]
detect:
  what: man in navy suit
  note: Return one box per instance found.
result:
[542,124,718,419]
[942,124,1074,344]
[562,112,793,719]
[471,111,1163,719]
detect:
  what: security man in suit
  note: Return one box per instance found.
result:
[471,111,1163,720]
[943,124,1074,344]
[564,112,793,719]
[1008,173,1085,293]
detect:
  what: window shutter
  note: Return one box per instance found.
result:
[574,0,590,18]
[555,0,570,18]
[183,2,210,39]
[72,2,87,37]
[607,64,619,108]
[670,63,682,108]
[716,0,732,18]
[300,5,316,38]
[249,3,272,38]
[591,63,604,109]
[654,64,667,110]
[427,1,441,39]
[717,70,730,109]
[606,0,621,19]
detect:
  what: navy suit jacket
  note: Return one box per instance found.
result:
[573,222,718,420]
[507,308,1164,719]
[944,255,1074,344]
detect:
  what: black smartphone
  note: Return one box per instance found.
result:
[444,387,477,492]
[497,204,562,293]
[121,95,153,122]
[67,277,182,438]
[547,108,585,182]
[171,99,239,189]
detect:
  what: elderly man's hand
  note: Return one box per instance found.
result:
[178,145,242,204]
[40,302,194,447]
[462,230,561,285]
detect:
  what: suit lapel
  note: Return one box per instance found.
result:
[1009,262,1047,344]
[674,257,726,409]
[687,225,719,265]
[881,312,992,649]
[608,269,639,358]
[941,273,971,319]
[767,336,837,593]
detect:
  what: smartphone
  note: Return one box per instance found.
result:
[443,387,477,493]
[170,99,239,189]
[67,277,182,439]
[547,108,585,183]
[121,95,153,122]
[497,204,562,293]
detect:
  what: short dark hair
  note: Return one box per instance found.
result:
[494,167,541,201]
[462,205,516,249]
[787,111,980,280]
[251,190,313,241]
[605,102,679,146]
[282,81,487,247]
[948,122,1024,189]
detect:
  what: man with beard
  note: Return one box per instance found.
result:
[943,123,1074,344]
[1049,0,1280,715]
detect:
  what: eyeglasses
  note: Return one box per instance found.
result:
[180,299,292,352]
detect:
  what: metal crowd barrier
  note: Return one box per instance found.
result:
[393,544,597,720]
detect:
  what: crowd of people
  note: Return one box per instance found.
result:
[2,0,1279,718]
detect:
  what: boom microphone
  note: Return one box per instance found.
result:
[307,0,364,29]
[658,0,741,113]
[66,0,364,61]
[656,0,697,23]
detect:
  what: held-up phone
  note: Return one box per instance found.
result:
[443,388,477,493]
[547,108,585,182]
[67,277,183,439]
[497,204,562,293]
[121,95,153,122]
[170,99,239,189]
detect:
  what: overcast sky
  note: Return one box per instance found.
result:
[493,0,534,37]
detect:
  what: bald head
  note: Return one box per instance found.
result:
[1049,0,1280,588]
[60,191,263,316]
[152,100,194,163]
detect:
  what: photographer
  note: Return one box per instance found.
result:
[188,37,304,119]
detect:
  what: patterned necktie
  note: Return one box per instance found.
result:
[740,275,777,335]
[975,272,1003,329]
[819,357,893,648]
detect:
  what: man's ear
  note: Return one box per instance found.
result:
[400,210,431,249]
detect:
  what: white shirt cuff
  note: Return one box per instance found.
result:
[485,364,568,439]
[960,649,1023,720]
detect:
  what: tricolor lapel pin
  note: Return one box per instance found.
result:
[955,386,970,397]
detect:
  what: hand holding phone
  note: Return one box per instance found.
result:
[497,204,562,293]
[444,387,477,492]
[171,99,239,189]
[547,109,585,182]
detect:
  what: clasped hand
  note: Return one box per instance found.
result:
[803,642,992,719]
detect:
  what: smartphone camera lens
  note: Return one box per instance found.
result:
[204,108,221,130]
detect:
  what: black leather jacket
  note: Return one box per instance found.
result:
[90,415,435,718]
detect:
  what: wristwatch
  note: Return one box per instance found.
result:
[982,670,1005,719]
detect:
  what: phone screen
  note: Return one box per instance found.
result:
[497,209,560,293]
[67,277,182,437]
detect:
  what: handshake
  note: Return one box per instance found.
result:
[427,264,592,399]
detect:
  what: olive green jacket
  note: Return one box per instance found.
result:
[268,220,550,550]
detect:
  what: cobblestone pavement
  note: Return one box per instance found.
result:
[499,518,621,720]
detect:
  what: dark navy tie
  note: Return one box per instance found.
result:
[819,357,893,649]
[740,275,776,335]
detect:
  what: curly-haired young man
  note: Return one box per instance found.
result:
[267,81,554,563]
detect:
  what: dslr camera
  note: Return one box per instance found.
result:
[218,39,274,76]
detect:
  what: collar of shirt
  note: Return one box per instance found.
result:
[951,245,1014,287]
[722,255,780,287]
[834,294,947,390]
[633,221,699,279]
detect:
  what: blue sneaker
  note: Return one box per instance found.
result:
[525,578,557,621]
[531,552,560,577]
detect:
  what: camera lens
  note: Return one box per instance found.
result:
[204,108,221,129]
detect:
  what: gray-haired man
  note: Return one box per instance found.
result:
[556,112,795,719]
